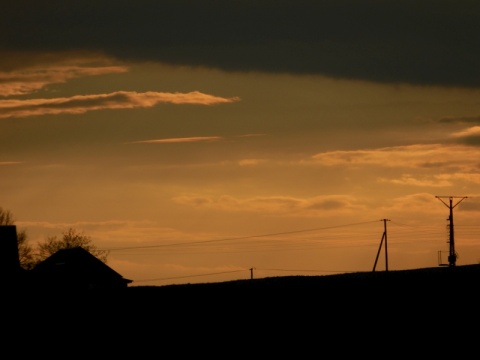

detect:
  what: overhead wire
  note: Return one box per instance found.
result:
[102,219,380,252]
[105,218,480,285]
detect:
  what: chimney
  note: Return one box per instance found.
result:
[0,225,21,274]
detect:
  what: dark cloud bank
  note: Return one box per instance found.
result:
[2,0,480,88]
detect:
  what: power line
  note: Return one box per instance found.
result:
[134,269,246,284]
[103,219,380,251]
[133,267,359,284]
[257,267,355,274]
[101,220,458,258]
[120,210,480,285]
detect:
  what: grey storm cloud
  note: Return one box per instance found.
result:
[1,0,480,88]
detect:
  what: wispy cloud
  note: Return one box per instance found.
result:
[377,170,480,188]
[450,126,480,138]
[0,91,240,119]
[128,136,223,144]
[377,192,447,217]
[0,63,128,96]
[447,126,480,146]
[444,173,480,184]
[173,194,365,216]
[378,174,452,187]
[437,115,480,124]
[127,133,264,145]
[238,159,267,166]
[0,161,22,165]
[311,144,480,171]
[236,134,267,138]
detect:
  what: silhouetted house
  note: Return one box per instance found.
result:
[32,246,133,290]
[1,224,132,290]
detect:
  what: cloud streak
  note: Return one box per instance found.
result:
[128,134,266,145]
[0,64,128,96]
[173,194,366,216]
[0,91,240,119]
[311,144,480,172]
[1,0,479,88]
[451,126,480,140]
[378,174,452,188]
[128,136,223,144]
[0,161,22,166]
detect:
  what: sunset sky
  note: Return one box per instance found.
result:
[2,0,480,286]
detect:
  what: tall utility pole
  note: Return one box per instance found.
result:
[435,196,468,267]
[373,219,390,272]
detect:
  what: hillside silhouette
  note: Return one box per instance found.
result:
[7,264,479,357]
[125,263,480,300]
[4,219,478,350]
[14,263,478,297]
[24,263,478,308]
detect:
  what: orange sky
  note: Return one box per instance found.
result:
[2,1,480,285]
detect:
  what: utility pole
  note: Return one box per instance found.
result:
[435,196,468,267]
[372,219,390,272]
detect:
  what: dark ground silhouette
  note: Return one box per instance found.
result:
[6,264,479,357]
[15,263,480,311]
[15,263,480,301]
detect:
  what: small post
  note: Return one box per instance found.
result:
[373,219,390,272]
[383,218,389,271]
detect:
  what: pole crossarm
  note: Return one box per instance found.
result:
[435,196,468,209]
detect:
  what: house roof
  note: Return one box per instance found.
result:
[33,246,132,288]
